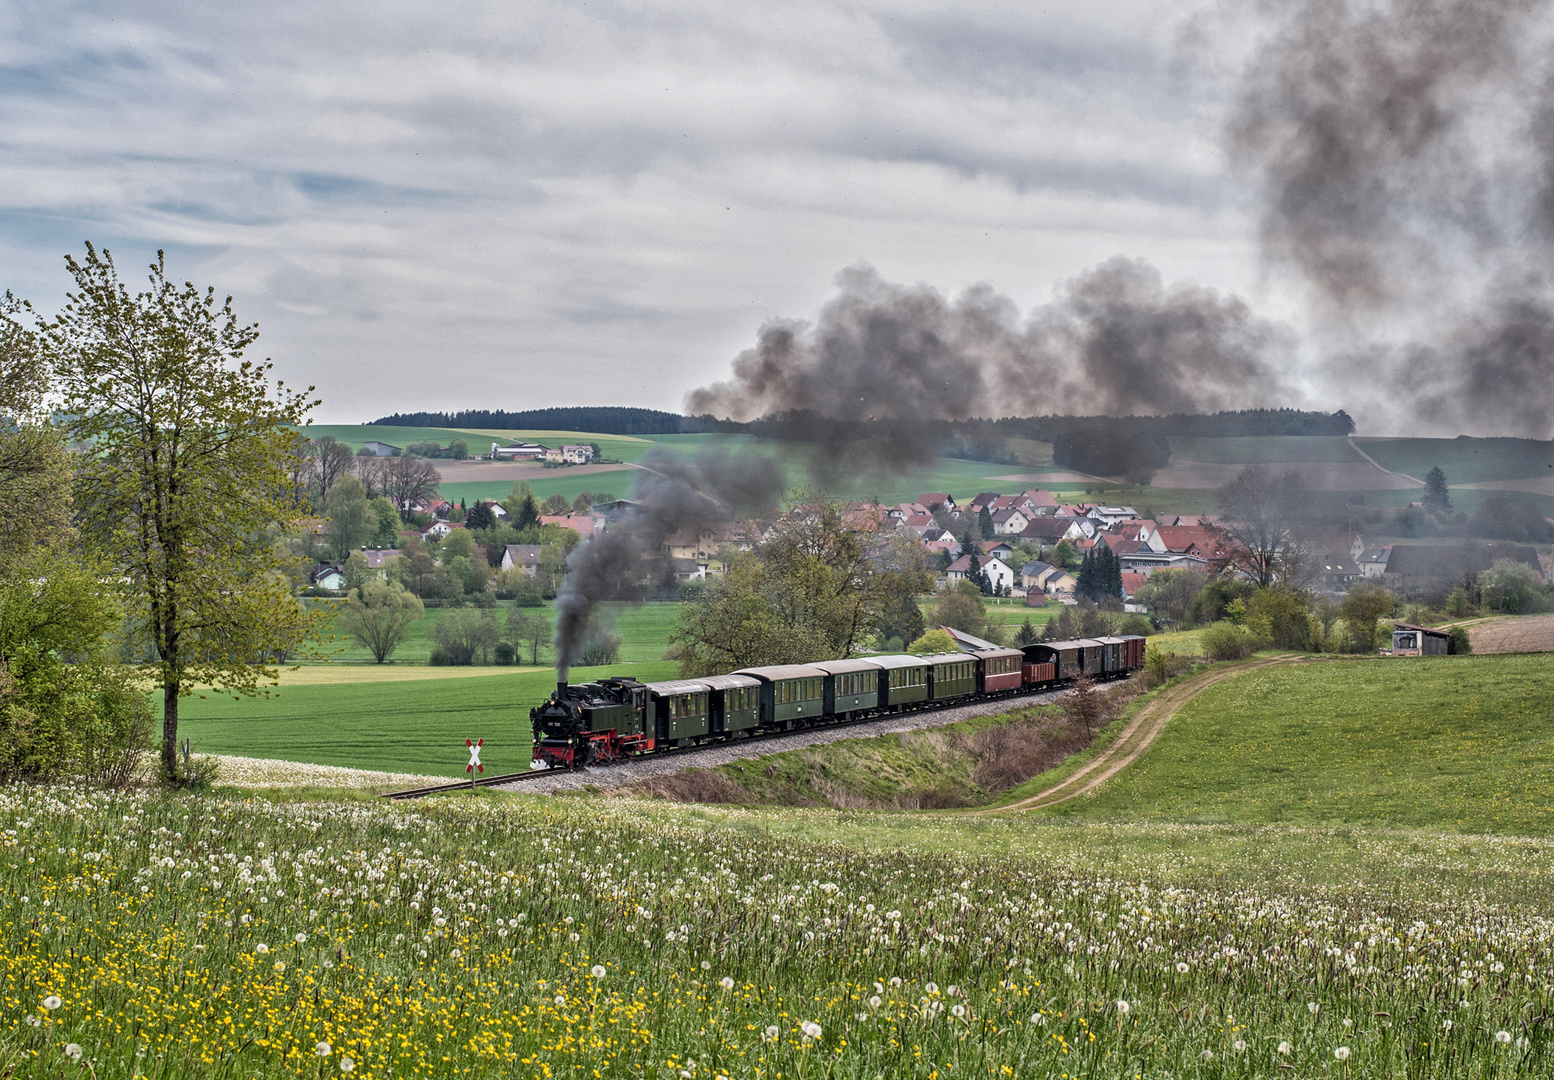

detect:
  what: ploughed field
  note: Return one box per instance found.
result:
[5,786,1554,1079]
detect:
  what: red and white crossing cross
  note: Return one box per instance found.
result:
[466,738,484,774]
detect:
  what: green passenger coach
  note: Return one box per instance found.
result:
[872,654,929,711]
[812,659,881,716]
[734,664,829,729]
[701,673,762,734]
[923,652,977,702]
[645,680,711,744]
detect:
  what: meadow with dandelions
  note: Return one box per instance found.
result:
[3,788,1553,1079]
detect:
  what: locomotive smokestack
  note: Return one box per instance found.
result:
[557,680,567,699]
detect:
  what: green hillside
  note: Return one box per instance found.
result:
[1359,436,1554,483]
[1046,653,1554,833]
[1167,434,1365,463]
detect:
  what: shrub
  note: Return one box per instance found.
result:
[1143,647,1189,688]
[907,628,958,655]
[1449,625,1473,655]
[1200,620,1259,661]
[429,647,452,666]
[494,642,515,665]
[578,629,622,667]
[1118,613,1153,637]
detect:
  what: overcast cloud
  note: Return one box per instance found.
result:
[0,0,1472,430]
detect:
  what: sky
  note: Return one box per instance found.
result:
[0,1,1475,429]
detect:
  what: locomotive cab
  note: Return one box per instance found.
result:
[530,677,649,768]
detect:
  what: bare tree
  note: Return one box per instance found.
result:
[311,436,357,502]
[1211,465,1309,587]
[382,455,441,519]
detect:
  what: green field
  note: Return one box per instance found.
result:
[1360,436,1554,484]
[1167,434,1366,463]
[1045,653,1554,833]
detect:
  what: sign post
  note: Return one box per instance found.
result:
[466,738,484,790]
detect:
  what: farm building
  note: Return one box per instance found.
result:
[1391,623,1452,656]
[1384,544,1543,594]
[361,440,401,457]
[501,544,543,575]
[491,443,548,460]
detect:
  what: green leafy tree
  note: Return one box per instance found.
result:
[44,245,325,782]
[1244,587,1312,649]
[339,580,424,663]
[323,474,375,560]
[1480,558,1541,614]
[370,496,401,547]
[1422,466,1452,514]
[341,550,372,592]
[571,492,593,514]
[1339,581,1395,653]
[507,609,552,665]
[876,589,926,647]
[907,628,957,654]
[932,579,986,634]
[449,438,468,460]
[1052,539,1077,568]
[543,493,570,515]
[1133,569,1205,629]
[433,607,500,665]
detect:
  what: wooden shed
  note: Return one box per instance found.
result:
[1391,623,1453,656]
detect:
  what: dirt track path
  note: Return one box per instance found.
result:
[1347,436,1424,485]
[973,656,1297,814]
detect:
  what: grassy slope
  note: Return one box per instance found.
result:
[1167,435,1365,463]
[1043,654,1554,833]
[1360,436,1554,483]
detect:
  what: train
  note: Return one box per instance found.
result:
[529,635,1147,769]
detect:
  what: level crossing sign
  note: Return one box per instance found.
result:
[466,738,484,774]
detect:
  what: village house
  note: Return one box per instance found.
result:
[924,533,961,559]
[990,507,1032,536]
[946,554,1015,593]
[1357,546,1392,579]
[1019,517,1087,545]
[1118,550,1212,576]
[1043,569,1077,602]
[1316,550,1362,592]
[1020,559,1059,592]
[1121,571,1149,607]
[311,564,344,591]
[539,512,596,539]
[363,549,401,570]
[974,539,1014,561]
[916,493,956,513]
[1087,505,1140,527]
[500,544,543,576]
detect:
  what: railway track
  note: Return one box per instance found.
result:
[382,768,555,800]
[381,679,1099,800]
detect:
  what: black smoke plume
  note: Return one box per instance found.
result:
[686,259,1296,474]
[552,448,783,679]
[1228,0,1554,436]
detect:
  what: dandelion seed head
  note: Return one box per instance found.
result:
[340,1057,355,1072]
[315,1042,332,1057]
[591,965,606,979]
[1176,961,1190,973]
[255,943,269,955]
[42,996,61,1011]
[1115,1000,1130,1015]
[1335,1046,1351,1061]
[719,976,734,990]
[1496,1030,1513,1045]
[1278,1041,1291,1054]
[1031,1013,1046,1026]
[1233,1039,1247,1052]
[63,1044,82,1062]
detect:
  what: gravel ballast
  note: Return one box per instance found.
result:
[494,686,1077,795]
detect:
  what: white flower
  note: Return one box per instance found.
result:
[295,933,308,944]
[315,1042,332,1057]
[1335,1046,1351,1061]
[240,914,251,925]
[925,982,939,995]
[719,976,735,990]
[63,1044,82,1062]
[554,994,566,1007]
[1233,1039,1247,1052]
[591,965,606,979]
[1030,1013,1047,1026]
[255,943,269,955]
[889,977,901,987]
[1176,961,1190,973]
[1199,1050,1214,1061]
[1277,1041,1291,1055]
[950,1004,965,1018]
[947,984,958,997]
[450,949,461,959]
[700,960,711,970]
[273,961,286,973]
[42,996,61,1011]
[24,1015,39,1028]
[800,1020,822,1041]
[762,1025,780,1043]
[1443,1019,1454,1031]
[868,995,881,1008]
[1496,1030,1513,1045]
[1342,1018,1353,1028]
[1115,1000,1130,1015]
[569,932,580,942]
[340,1057,355,1072]
[1308,1001,1320,1015]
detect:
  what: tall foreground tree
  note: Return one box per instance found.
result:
[43,245,326,782]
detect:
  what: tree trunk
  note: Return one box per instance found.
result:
[161,679,180,782]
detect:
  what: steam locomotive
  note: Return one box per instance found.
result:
[530,635,1146,769]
